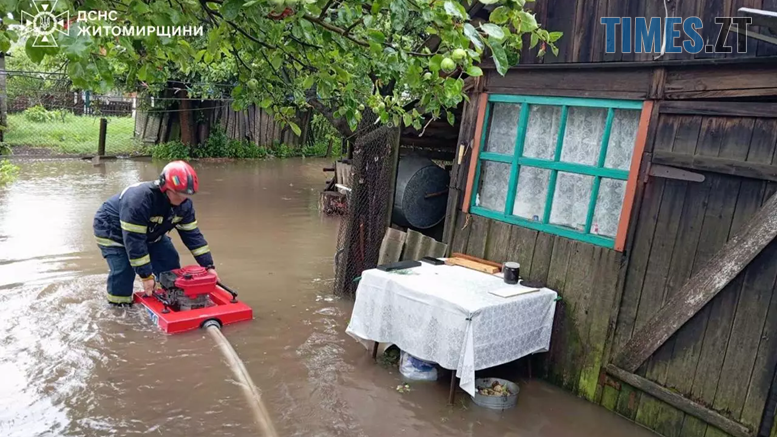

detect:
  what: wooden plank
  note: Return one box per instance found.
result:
[445,257,500,274]
[612,178,666,353]
[660,101,777,118]
[461,94,488,214]
[615,101,654,252]
[578,248,621,401]
[543,0,577,63]
[652,152,777,182]
[695,0,731,60]
[450,211,472,255]
[601,0,625,62]
[450,253,502,269]
[486,68,652,94]
[757,0,777,56]
[483,87,649,101]
[632,177,689,435]
[527,232,554,283]
[741,263,777,431]
[505,225,538,279]
[484,220,511,263]
[614,189,777,373]
[465,215,490,259]
[571,0,598,62]
[545,236,574,384]
[666,88,777,100]
[607,365,754,437]
[665,66,777,93]
[560,242,596,392]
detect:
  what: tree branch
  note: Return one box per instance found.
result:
[319,0,337,19]
[343,18,363,36]
[307,96,353,137]
[303,14,433,57]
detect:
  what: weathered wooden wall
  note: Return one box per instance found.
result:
[135,102,309,148]
[603,108,777,437]
[518,0,777,64]
[445,61,777,437]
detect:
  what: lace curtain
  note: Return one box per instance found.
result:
[477,102,640,239]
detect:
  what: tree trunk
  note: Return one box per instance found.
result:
[179,91,195,146]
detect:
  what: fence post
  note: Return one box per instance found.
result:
[98,118,107,156]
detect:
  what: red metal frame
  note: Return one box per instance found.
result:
[134,285,253,334]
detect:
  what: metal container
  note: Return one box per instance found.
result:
[392,156,450,230]
[472,378,520,410]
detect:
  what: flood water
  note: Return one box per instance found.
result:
[0,158,657,437]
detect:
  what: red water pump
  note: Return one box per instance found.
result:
[134,265,253,334]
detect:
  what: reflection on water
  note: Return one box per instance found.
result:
[0,158,655,437]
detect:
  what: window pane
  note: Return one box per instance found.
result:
[550,172,594,231]
[484,103,521,155]
[523,105,560,160]
[476,161,511,212]
[605,109,641,170]
[561,107,607,166]
[592,178,627,238]
[512,166,550,220]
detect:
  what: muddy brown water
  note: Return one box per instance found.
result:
[0,158,657,437]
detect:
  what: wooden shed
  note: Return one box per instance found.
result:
[442,3,777,437]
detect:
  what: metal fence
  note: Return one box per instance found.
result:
[1,71,138,155]
[333,112,400,297]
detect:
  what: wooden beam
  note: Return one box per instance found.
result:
[461,93,488,213]
[660,101,777,118]
[606,365,754,437]
[613,190,777,373]
[653,151,777,182]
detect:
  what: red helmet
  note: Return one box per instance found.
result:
[158,161,198,194]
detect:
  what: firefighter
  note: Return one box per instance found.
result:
[93,160,218,306]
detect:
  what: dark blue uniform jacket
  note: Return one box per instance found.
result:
[93,181,214,278]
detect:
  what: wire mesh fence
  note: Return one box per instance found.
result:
[333,114,400,297]
[1,71,138,155]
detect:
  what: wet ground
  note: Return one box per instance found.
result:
[0,158,657,437]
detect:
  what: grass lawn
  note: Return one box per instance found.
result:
[3,113,142,155]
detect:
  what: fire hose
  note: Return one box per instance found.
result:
[202,320,279,437]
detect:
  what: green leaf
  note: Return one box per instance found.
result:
[133,1,150,13]
[303,76,316,89]
[488,38,509,75]
[25,39,45,63]
[466,65,483,77]
[548,31,564,43]
[464,23,484,51]
[551,45,559,57]
[270,53,283,70]
[289,121,302,136]
[447,111,455,126]
[390,0,410,30]
[444,1,466,19]
[403,113,413,127]
[481,23,505,41]
[243,0,261,7]
[368,30,386,44]
[137,64,149,81]
[517,11,538,32]
[478,0,500,4]
[530,33,540,49]
[489,6,511,25]
[429,54,443,73]
[221,0,242,20]
[233,85,244,97]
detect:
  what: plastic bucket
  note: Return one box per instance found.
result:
[471,378,520,410]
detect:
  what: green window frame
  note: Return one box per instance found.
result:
[469,95,645,249]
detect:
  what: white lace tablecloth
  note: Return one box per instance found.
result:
[345,263,558,396]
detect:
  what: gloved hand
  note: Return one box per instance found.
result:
[207,268,219,282]
[142,277,156,296]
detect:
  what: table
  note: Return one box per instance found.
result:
[345,262,558,401]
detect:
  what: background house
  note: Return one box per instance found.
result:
[438,3,777,437]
